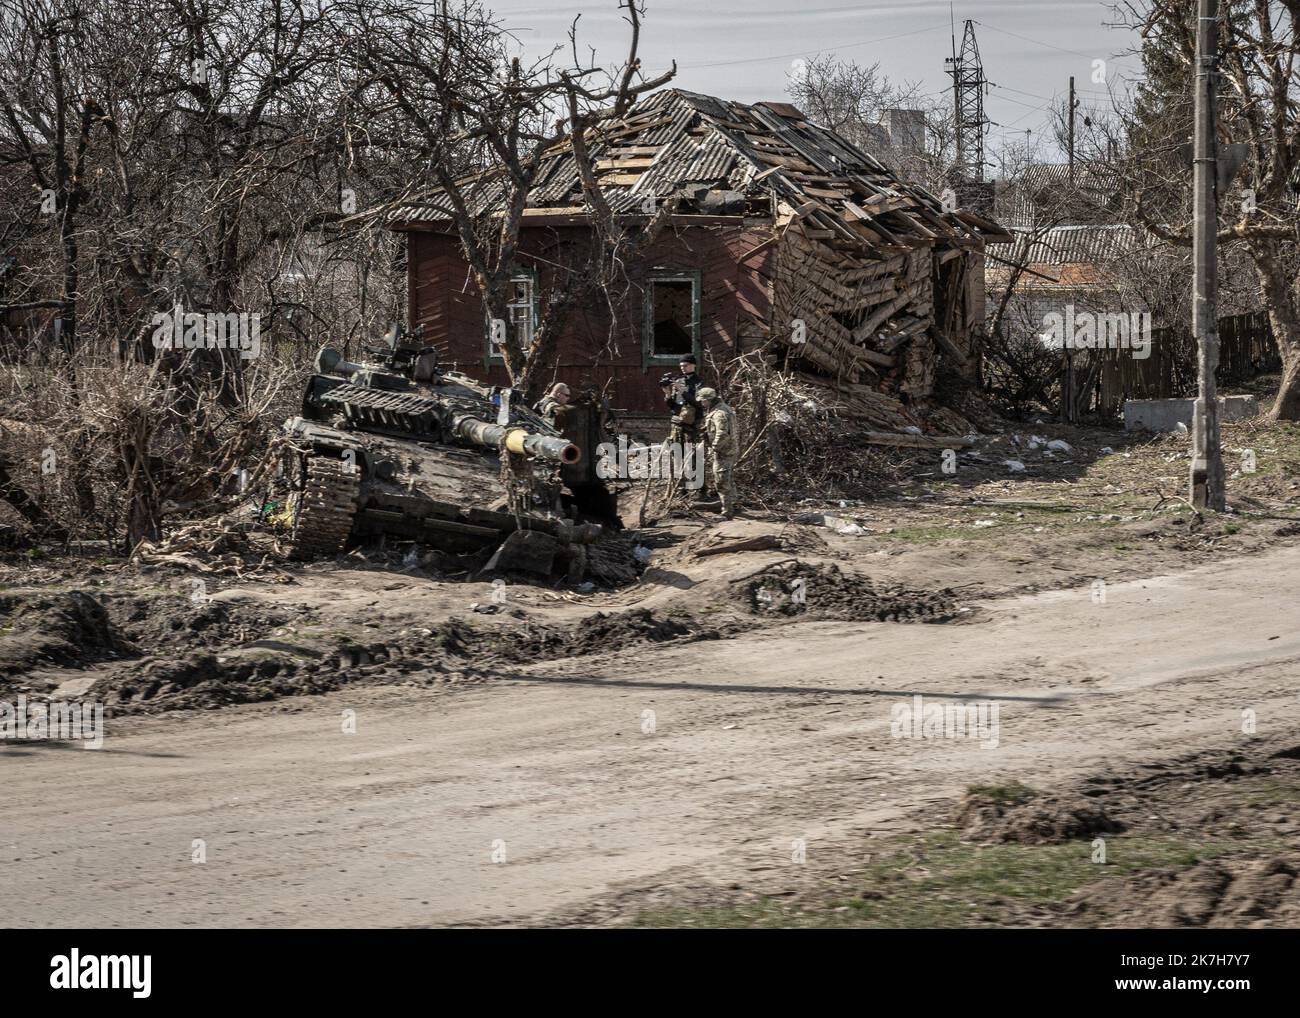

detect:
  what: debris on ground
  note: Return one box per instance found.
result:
[737,560,959,622]
[958,787,1126,845]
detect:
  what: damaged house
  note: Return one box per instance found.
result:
[389,88,1009,432]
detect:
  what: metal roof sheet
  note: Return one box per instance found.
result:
[388,88,1003,247]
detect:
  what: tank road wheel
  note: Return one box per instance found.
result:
[288,455,360,560]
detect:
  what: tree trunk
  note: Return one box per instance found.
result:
[1249,242,1300,420]
[1272,356,1300,420]
[123,434,161,551]
[0,452,67,539]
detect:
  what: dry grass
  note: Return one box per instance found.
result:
[0,338,309,550]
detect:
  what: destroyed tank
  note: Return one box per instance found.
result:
[280,326,620,579]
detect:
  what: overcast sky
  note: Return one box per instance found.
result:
[493,0,1144,163]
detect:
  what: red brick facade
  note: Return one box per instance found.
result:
[404,222,775,413]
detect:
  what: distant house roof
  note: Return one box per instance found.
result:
[988,224,1159,288]
[996,161,1124,230]
[389,88,1009,247]
[1006,223,1144,264]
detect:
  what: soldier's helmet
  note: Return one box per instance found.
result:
[696,387,718,403]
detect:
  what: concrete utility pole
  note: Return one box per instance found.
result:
[1190,0,1226,510]
[1067,76,1075,185]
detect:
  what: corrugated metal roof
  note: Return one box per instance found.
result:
[986,224,1167,290]
[996,224,1146,265]
[997,161,1123,229]
[388,88,1005,248]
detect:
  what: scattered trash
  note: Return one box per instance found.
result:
[1004,460,1026,473]
[836,523,866,536]
[633,545,654,563]
[1047,439,1072,453]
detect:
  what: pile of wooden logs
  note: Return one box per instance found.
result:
[789,372,918,432]
[773,212,947,403]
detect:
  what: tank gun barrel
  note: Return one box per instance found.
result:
[451,413,579,465]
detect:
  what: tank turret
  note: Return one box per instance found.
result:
[276,327,615,573]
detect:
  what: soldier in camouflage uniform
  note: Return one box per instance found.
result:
[533,382,570,425]
[697,386,739,518]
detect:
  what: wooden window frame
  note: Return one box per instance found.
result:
[485,268,539,368]
[642,268,702,368]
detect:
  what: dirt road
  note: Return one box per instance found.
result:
[4,545,1298,927]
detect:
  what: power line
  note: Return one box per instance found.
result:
[994,102,1054,130]
[685,22,948,70]
[975,20,1105,61]
[994,91,1056,112]
[993,82,1063,103]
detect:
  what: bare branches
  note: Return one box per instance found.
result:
[345,0,674,395]
[0,0,682,546]
[1105,2,1300,418]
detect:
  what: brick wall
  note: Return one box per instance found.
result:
[404,222,776,412]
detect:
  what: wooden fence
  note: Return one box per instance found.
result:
[1077,311,1276,421]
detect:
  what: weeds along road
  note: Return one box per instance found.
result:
[5,545,1299,927]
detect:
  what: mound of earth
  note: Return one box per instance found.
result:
[737,560,959,622]
[0,589,133,689]
[1067,856,1300,928]
[102,593,296,653]
[483,608,717,663]
[88,608,723,714]
[958,788,1126,845]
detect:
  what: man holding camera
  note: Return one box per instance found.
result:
[660,354,703,494]
[659,353,702,448]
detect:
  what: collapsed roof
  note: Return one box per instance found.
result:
[389,88,1011,249]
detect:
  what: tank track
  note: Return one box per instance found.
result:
[288,455,361,559]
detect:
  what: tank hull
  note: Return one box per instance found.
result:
[279,349,613,577]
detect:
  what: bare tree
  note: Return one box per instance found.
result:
[0,1,107,355]
[786,53,955,192]
[1115,1,1300,420]
[0,0,394,545]
[0,0,678,545]
[344,0,675,397]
